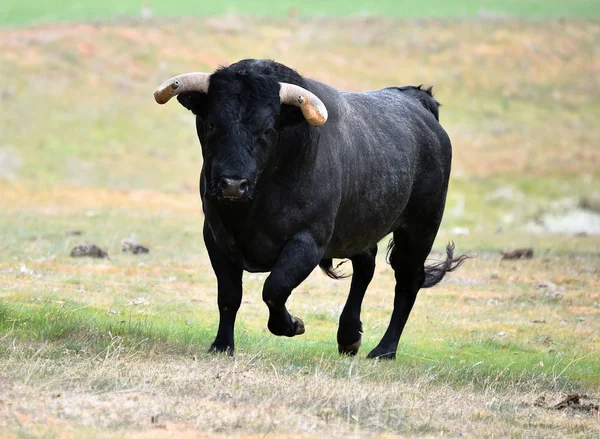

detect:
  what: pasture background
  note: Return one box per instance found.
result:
[0,1,599,437]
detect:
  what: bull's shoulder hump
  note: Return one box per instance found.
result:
[338,88,426,115]
[341,87,440,121]
[340,88,415,104]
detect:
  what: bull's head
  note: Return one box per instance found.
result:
[154,66,328,202]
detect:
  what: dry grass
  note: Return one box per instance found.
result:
[1,348,598,438]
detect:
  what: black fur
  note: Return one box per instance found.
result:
[168,59,467,359]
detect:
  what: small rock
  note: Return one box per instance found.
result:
[579,194,600,213]
[64,230,83,237]
[70,244,109,259]
[501,248,533,260]
[127,298,148,306]
[451,227,470,236]
[121,238,149,254]
[537,282,557,291]
[553,394,587,411]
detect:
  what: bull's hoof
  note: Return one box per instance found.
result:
[366,347,396,360]
[338,339,361,356]
[337,322,363,356]
[208,342,234,356]
[268,314,305,337]
[291,316,305,336]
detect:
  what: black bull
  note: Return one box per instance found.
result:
[155,59,467,359]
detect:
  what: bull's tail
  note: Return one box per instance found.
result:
[319,258,351,280]
[321,242,470,284]
[386,240,470,288]
[422,242,471,288]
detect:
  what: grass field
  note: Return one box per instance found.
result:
[0,8,599,439]
[2,0,600,26]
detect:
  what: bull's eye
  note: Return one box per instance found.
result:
[207,121,216,129]
[264,128,274,136]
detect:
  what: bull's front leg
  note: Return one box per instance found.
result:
[263,231,324,337]
[204,223,243,354]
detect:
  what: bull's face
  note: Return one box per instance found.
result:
[198,110,275,202]
[177,77,281,202]
[153,62,328,203]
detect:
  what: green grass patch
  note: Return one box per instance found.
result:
[1,300,597,391]
[0,300,215,356]
[3,0,600,27]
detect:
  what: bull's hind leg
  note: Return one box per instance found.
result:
[337,246,378,355]
[367,225,438,360]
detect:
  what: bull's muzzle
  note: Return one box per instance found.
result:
[218,177,249,200]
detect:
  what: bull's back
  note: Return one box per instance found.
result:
[321,88,450,258]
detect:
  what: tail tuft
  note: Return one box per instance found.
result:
[319,259,351,280]
[422,242,472,288]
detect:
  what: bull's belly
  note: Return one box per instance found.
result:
[324,228,392,259]
[324,198,408,259]
[324,216,401,258]
[209,193,408,270]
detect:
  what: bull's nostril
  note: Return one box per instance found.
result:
[239,180,249,193]
[218,178,229,191]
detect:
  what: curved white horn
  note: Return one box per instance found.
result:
[154,72,211,104]
[279,83,328,126]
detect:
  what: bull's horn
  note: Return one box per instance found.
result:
[154,72,211,104]
[279,83,328,126]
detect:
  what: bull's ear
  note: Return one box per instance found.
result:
[276,104,306,129]
[177,92,207,117]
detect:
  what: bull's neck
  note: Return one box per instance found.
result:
[266,125,319,181]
